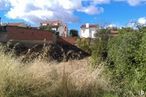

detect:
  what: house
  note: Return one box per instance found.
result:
[40,20,68,37]
[80,23,99,38]
[0,26,78,47]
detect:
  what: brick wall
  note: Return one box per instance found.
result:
[6,26,56,42]
[0,26,80,47]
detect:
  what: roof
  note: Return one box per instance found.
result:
[7,22,27,27]
[58,37,77,45]
[42,20,61,23]
[80,24,98,28]
[41,20,62,26]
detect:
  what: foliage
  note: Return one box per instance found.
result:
[107,27,146,97]
[40,25,52,31]
[77,38,92,54]
[69,29,79,37]
[91,29,110,65]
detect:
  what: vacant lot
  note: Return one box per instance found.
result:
[0,49,115,97]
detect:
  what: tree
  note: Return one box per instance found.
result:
[107,27,146,96]
[40,25,52,31]
[69,29,79,37]
[91,28,110,65]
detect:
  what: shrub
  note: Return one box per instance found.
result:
[77,38,92,54]
[91,29,110,65]
[107,27,146,97]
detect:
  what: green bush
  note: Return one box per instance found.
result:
[91,29,110,65]
[77,38,92,54]
[107,27,146,97]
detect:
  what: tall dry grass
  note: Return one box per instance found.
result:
[0,48,114,97]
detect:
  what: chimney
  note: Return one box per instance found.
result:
[86,23,89,28]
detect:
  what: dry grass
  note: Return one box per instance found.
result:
[0,49,114,97]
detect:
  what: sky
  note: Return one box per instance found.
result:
[0,0,146,30]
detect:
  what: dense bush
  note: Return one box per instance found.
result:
[39,25,52,31]
[91,29,110,65]
[77,38,92,54]
[107,27,146,97]
[90,27,146,96]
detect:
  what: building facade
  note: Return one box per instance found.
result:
[40,20,68,37]
[80,23,99,38]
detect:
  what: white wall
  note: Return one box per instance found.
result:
[58,25,67,37]
[90,28,97,38]
[80,27,97,38]
[80,28,90,38]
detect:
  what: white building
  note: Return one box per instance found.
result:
[80,23,99,38]
[40,20,68,37]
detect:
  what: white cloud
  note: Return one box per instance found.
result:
[6,0,80,23]
[107,24,117,28]
[0,0,9,10]
[127,18,146,29]
[114,0,146,6]
[137,17,146,25]
[1,0,146,24]
[78,5,104,15]
[127,20,137,28]
[1,0,105,24]
[93,0,111,4]
[127,0,141,6]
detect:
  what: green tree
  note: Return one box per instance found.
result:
[91,29,110,65]
[107,27,146,97]
[40,25,52,31]
[69,29,79,37]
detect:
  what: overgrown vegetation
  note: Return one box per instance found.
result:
[91,29,110,65]
[107,27,146,97]
[40,25,52,31]
[4,42,89,62]
[0,47,115,97]
[77,38,92,54]
[1,26,146,97]
[91,27,146,97]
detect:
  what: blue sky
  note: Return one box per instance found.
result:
[69,1,146,30]
[0,0,146,30]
